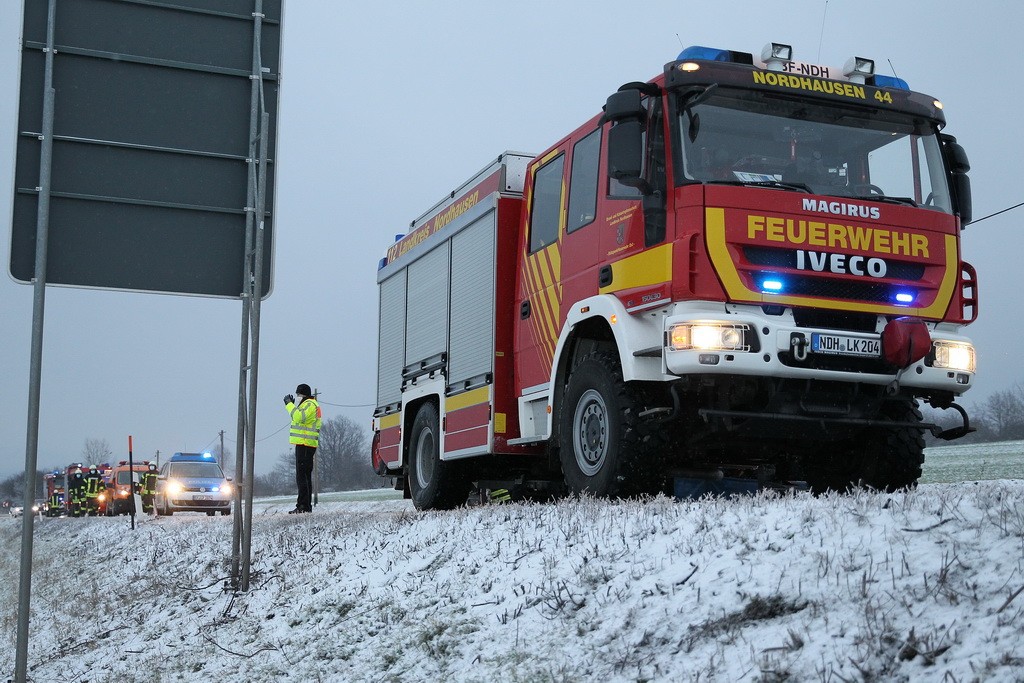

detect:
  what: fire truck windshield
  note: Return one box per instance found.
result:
[676,88,953,213]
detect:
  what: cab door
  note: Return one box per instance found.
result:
[514,127,603,394]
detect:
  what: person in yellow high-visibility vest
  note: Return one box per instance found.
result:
[284,383,321,514]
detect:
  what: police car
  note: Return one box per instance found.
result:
[155,452,233,516]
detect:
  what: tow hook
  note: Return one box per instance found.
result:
[933,401,976,441]
[790,333,808,362]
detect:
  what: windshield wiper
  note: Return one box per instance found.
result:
[850,194,918,207]
[706,179,813,193]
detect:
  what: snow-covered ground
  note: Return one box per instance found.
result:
[3,474,1023,682]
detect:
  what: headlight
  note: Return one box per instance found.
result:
[97,493,106,502]
[166,481,183,496]
[669,322,750,351]
[220,482,232,495]
[931,341,976,373]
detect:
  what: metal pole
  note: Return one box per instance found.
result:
[312,387,319,508]
[240,110,269,592]
[16,2,57,680]
[239,0,267,591]
[128,435,136,529]
[231,0,264,588]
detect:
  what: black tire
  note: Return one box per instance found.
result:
[862,400,925,491]
[558,352,667,497]
[804,399,925,493]
[408,402,470,511]
[206,511,215,517]
[220,509,231,516]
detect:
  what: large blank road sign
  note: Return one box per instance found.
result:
[9,0,281,298]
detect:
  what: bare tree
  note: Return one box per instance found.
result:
[82,438,113,464]
[209,442,233,469]
[315,415,379,491]
[252,451,294,496]
[978,383,1024,441]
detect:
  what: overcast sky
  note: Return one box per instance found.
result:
[1,0,1021,480]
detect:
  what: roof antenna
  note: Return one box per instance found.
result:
[816,0,829,63]
[676,33,684,49]
[887,58,901,78]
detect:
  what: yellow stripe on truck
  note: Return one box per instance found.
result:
[598,243,673,294]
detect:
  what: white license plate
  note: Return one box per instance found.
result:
[194,495,212,501]
[811,333,880,357]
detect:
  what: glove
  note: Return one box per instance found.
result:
[283,394,295,405]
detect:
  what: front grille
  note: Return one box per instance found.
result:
[743,246,926,304]
[172,499,228,508]
[745,246,925,280]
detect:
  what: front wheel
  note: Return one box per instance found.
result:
[558,352,666,497]
[803,399,925,493]
[407,402,470,511]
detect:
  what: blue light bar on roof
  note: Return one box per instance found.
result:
[872,74,909,90]
[678,46,732,62]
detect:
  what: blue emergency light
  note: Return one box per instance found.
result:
[873,74,909,90]
[761,278,784,293]
[677,46,736,62]
[894,291,915,305]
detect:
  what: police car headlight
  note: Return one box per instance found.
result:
[220,482,232,495]
[166,481,183,496]
[931,341,976,373]
[669,322,750,351]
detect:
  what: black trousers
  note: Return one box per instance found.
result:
[295,444,316,511]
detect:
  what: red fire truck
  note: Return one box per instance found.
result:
[372,42,977,510]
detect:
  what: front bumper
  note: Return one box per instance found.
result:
[663,303,974,395]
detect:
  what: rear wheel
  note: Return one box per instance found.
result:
[558,352,666,497]
[408,402,470,511]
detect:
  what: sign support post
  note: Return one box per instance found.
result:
[15,2,57,680]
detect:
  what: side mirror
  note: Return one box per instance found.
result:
[604,90,648,191]
[225,477,233,482]
[608,120,645,184]
[940,134,972,226]
[953,173,972,225]
[602,89,646,124]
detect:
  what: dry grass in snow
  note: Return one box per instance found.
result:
[2,482,1023,682]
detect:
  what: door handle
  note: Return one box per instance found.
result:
[520,300,531,319]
